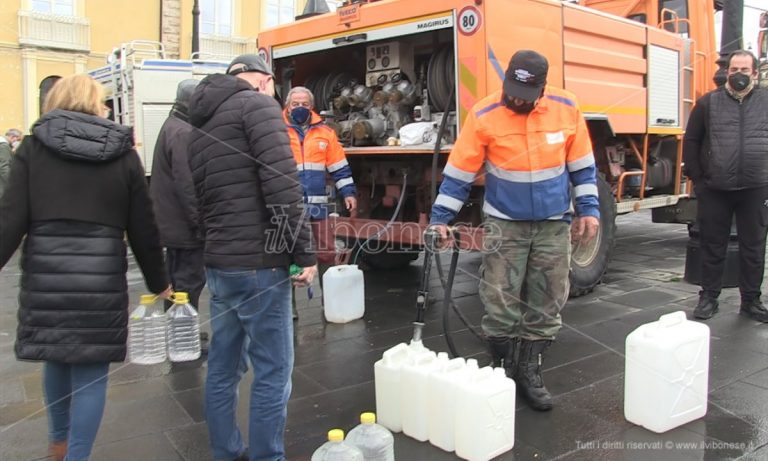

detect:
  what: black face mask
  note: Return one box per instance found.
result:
[728,72,752,92]
[503,95,536,114]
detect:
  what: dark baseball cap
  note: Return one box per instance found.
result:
[503,50,548,102]
[226,53,273,77]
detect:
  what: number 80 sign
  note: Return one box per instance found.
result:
[458,5,481,36]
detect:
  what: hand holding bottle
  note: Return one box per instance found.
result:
[158,285,174,300]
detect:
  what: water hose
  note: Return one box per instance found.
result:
[433,229,485,358]
[424,81,482,357]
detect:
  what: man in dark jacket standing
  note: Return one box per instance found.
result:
[149,80,206,312]
[188,54,317,461]
[684,50,768,323]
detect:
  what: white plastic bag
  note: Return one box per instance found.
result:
[398,122,436,146]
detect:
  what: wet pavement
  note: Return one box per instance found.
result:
[1,210,767,461]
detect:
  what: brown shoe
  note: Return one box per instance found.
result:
[49,441,67,461]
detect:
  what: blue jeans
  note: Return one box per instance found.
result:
[43,361,110,461]
[204,266,293,461]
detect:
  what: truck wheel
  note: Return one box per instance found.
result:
[569,177,616,297]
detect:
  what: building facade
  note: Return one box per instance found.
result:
[0,0,304,131]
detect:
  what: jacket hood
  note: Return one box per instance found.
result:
[189,74,255,127]
[170,103,190,123]
[32,109,134,162]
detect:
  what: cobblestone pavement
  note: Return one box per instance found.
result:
[1,211,767,460]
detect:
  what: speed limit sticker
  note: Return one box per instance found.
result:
[458,6,481,36]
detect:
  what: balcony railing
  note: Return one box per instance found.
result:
[198,34,256,60]
[18,10,90,52]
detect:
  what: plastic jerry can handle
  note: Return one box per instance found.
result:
[382,343,410,364]
[658,311,687,328]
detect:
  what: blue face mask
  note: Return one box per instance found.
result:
[290,106,311,124]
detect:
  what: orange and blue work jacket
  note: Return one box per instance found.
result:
[431,87,599,225]
[284,110,356,219]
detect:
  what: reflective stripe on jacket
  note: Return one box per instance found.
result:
[431,87,599,224]
[284,111,356,219]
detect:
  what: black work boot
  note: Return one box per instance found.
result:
[515,339,553,411]
[487,337,519,378]
[740,299,768,323]
[693,295,719,320]
[487,336,510,368]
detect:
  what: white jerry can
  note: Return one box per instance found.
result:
[374,340,430,432]
[624,311,710,433]
[323,265,365,323]
[400,351,449,442]
[454,367,516,461]
[427,357,479,452]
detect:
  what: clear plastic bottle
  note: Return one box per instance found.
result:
[346,412,395,461]
[311,429,364,461]
[128,294,167,365]
[166,291,201,362]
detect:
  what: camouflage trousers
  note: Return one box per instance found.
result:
[479,217,571,340]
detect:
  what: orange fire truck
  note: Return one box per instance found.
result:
[258,0,751,295]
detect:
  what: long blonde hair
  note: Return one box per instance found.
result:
[42,74,105,116]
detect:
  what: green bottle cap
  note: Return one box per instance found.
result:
[289,264,302,277]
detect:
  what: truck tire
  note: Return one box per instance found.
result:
[569,177,616,297]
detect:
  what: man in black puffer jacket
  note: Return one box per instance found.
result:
[188,54,317,461]
[684,49,768,323]
[150,80,207,314]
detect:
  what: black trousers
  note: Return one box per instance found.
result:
[164,247,206,311]
[697,185,768,301]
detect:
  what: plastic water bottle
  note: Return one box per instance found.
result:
[346,412,395,461]
[311,429,364,461]
[167,292,201,362]
[128,294,167,365]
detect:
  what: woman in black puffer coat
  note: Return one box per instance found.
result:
[0,74,171,461]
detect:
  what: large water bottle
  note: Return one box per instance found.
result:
[167,292,201,362]
[346,412,395,461]
[311,429,364,461]
[128,294,167,365]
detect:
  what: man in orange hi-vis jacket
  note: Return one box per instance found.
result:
[429,50,600,411]
[283,86,357,319]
